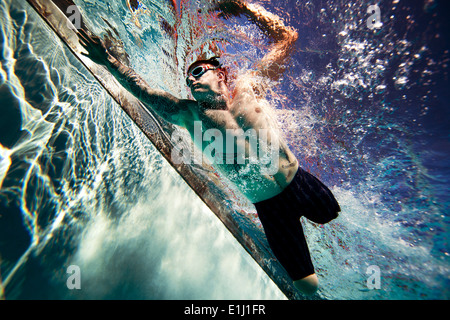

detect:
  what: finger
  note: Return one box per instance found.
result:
[77,29,88,41]
[91,36,100,44]
[82,28,101,43]
[78,38,87,47]
[77,30,93,45]
[79,29,99,44]
[78,28,90,38]
[77,31,89,42]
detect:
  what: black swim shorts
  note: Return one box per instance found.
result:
[253,167,340,280]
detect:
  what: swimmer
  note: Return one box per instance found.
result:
[77,0,340,296]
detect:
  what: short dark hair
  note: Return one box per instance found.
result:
[187,57,228,84]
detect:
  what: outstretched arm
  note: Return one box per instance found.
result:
[217,0,298,80]
[77,29,190,126]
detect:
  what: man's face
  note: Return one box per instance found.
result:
[187,63,222,102]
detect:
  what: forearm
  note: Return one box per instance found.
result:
[78,28,183,123]
[219,1,298,79]
[106,55,175,104]
[105,55,181,121]
[242,3,297,42]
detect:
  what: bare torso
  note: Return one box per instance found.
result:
[183,76,299,203]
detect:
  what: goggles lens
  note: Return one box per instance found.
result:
[186,65,217,87]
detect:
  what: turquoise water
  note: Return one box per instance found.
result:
[0,0,449,300]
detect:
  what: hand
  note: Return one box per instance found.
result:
[211,0,248,19]
[77,29,111,66]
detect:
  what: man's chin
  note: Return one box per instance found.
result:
[192,90,209,101]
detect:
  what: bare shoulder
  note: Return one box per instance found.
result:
[172,99,198,127]
[232,70,267,99]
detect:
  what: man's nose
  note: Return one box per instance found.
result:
[188,75,196,83]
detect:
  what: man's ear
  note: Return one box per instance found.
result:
[217,70,226,82]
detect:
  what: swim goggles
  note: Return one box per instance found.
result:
[186,65,218,87]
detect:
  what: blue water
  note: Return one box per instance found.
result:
[0,0,449,300]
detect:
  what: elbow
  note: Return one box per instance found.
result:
[288,28,298,43]
[278,27,298,46]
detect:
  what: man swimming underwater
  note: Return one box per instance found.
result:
[77,0,340,295]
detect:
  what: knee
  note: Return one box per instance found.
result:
[315,210,339,224]
[293,273,319,296]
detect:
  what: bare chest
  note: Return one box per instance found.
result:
[200,96,267,132]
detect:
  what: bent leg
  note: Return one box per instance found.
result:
[293,168,340,225]
[255,201,316,295]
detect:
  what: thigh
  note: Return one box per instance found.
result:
[291,168,340,224]
[255,202,315,280]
